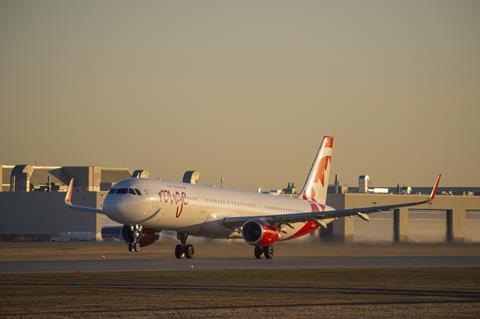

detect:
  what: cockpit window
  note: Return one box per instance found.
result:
[116,188,128,194]
[111,188,141,195]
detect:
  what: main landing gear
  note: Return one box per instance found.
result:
[254,245,274,259]
[127,224,142,253]
[175,231,194,259]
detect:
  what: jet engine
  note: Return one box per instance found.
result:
[241,220,279,246]
[121,225,159,247]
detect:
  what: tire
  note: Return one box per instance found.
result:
[254,246,263,259]
[122,225,134,243]
[175,244,185,259]
[264,245,274,259]
[128,242,134,252]
[185,244,194,259]
[133,242,141,252]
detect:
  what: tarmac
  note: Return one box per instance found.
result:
[2,243,480,318]
[1,255,480,273]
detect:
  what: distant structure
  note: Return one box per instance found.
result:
[400,186,412,195]
[358,175,369,193]
[0,165,133,241]
[328,173,480,196]
[132,169,149,179]
[333,174,340,194]
[282,182,296,195]
[183,170,200,184]
[322,173,480,243]
[265,182,297,196]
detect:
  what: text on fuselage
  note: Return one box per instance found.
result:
[159,190,188,218]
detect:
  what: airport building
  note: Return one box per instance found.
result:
[0,164,132,241]
[322,175,480,243]
[324,192,480,243]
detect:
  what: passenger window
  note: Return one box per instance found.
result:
[135,189,142,196]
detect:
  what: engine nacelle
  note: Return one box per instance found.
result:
[121,225,159,247]
[241,220,279,246]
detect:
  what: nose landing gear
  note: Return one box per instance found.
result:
[127,224,142,253]
[175,232,194,259]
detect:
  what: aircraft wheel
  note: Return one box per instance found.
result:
[175,244,185,259]
[133,242,141,252]
[185,244,195,259]
[254,246,263,259]
[264,245,274,259]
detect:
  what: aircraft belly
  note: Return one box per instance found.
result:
[197,209,234,238]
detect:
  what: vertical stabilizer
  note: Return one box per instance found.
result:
[299,136,334,204]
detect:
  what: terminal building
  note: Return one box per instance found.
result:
[322,175,480,243]
[0,165,479,243]
[0,164,132,241]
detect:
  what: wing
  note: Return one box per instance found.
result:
[64,178,105,214]
[223,175,441,229]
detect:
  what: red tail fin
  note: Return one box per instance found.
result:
[298,136,334,204]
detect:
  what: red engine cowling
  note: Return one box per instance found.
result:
[241,220,279,246]
[121,225,159,247]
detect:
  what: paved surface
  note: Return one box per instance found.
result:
[1,256,479,273]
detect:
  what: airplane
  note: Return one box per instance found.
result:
[64,136,441,259]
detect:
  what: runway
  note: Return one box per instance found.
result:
[1,255,480,273]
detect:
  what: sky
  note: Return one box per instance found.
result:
[1,0,479,190]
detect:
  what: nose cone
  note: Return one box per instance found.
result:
[103,178,159,224]
[103,194,141,224]
[103,192,157,225]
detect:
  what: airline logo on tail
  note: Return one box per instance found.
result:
[300,136,334,204]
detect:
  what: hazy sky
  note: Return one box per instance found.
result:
[1,0,479,190]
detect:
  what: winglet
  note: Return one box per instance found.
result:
[63,178,103,214]
[65,178,74,206]
[429,174,441,200]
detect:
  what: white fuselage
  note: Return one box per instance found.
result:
[102,178,334,241]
